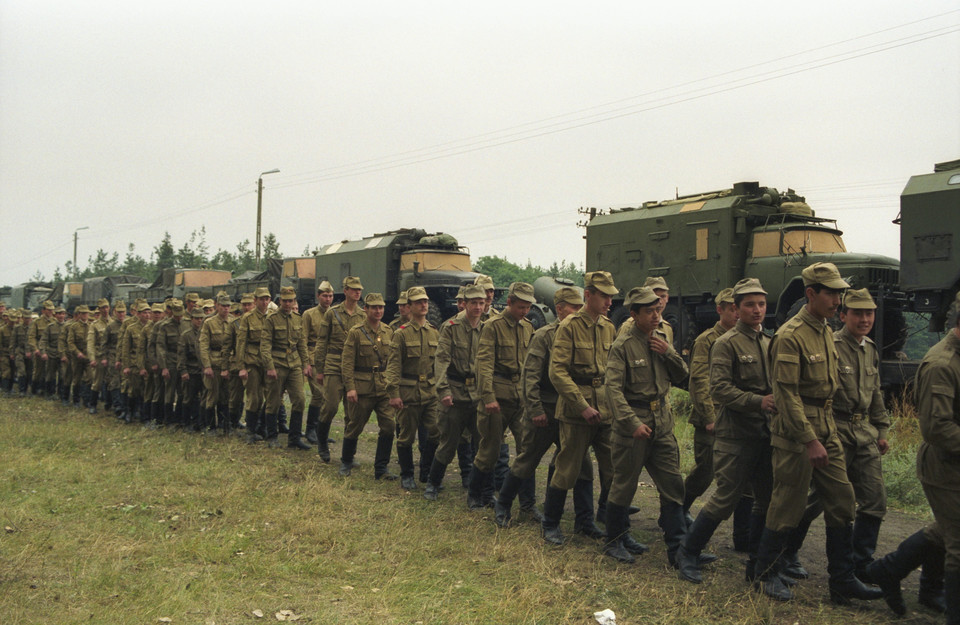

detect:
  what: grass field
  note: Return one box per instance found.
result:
[0,394,940,625]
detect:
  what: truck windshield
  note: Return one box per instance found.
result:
[752,229,847,258]
[400,251,471,272]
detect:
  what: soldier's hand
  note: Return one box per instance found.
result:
[304,365,313,378]
[204,367,214,378]
[485,400,500,414]
[181,373,189,382]
[41,354,48,361]
[648,336,669,354]
[151,365,158,372]
[61,356,68,363]
[115,362,121,370]
[101,359,108,367]
[162,368,170,380]
[877,439,889,455]
[761,395,776,413]
[389,397,403,410]
[123,367,131,376]
[315,372,324,384]
[221,369,229,379]
[441,395,454,407]
[632,423,653,439]
[705,422,715,433]
[267,369,278,379]
[25,352,32,360]
[346,390,358,404]
[239,369,248,381]
[532,413,547,428]
[77,352,86,360]
[581,406,601,424]
[89,361,97,369]
[139,369,147,377]
[805,439,829,468]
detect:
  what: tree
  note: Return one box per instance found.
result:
[122,243,151,279]
[263,232,281,260]
[153,232,176,270]
[87,249,120,277]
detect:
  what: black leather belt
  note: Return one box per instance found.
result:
[327,348,342,355]
[402,373,430,382]
[447,371,475,386]
[627,397,664,411]
[800,396,829,408]
[494,371,521,383]
[572,375,605,387]
[833,411,862,422]
[354,365,381,373]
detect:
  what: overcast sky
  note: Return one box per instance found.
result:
[1,1,958,287]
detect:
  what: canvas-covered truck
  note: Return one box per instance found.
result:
[581,181,906,361]
[2,282,54,312]
[132,268,232,304]
[314,228,488,326]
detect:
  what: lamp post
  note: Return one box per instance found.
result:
[73,226,89,278]
[256,168,280,269]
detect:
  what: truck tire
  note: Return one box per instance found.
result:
[526,306,547,330]
[427,304,444,328]
[609,305,630,329]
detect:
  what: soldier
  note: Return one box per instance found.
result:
[202,299,215,317]
[474,275,499,321]
[39,307,66,399]
[541,271,618,546]
[389,290,410,330]
[423,284,485,500]
[199,296,233,434]
[66,305,91,407]
[302,280,335,444]
[115,298,145,418]
[143,303,165,425]
[752,262,882,604]
[156,301,185,426]
[261,286,312,449]
[236,287,272,443]
[224,294,254,433]
[466,282,535,509]
[866,524,947,617]
[677,279,775,583]
[28,301,56,396]
[120,303,150,422]
[340,292,395,477]
[495,286,604,537]
[104,301,126,416]
[386,286,440,490]
[781,288,891,582]
[683,288,747,542]
[57,310,75,404]
[314,276,365,462]
[603,287,690,564]
[178,308,205,430]
[12,311,29,396]
[0,311,14,394]
[86,299,111,414]
[642,276,674,345]
[911,290,960,623]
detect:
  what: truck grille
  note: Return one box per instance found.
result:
[868,268,899,287]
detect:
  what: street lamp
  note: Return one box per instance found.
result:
[73,226,89,278]
[256,168,280,269]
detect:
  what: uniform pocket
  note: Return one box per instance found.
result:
[573,345,594,366]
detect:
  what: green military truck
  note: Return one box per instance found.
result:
[2,282,54,312]
[132,268,233,304]
[581,181,905,360]
[314,228,487,326]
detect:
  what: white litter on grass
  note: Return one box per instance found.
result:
[594,609,616,625]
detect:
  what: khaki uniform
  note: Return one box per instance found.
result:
[155,317,184,406]
[261,309,309,415]
[199,315,231,411]
[685,322,728,507]
[433,314,482,466]
[120,317,146,401]
[548,310,616,491]
[177,323,203,424]
[0,322,14,385]
[916,331,960,572]
[103,317,123,398]
[341,319,395,438]
[235,308,268,414]
[302,304,329,408]
[224,315,244,420]
[13,323,27,382]
[766,306,854,532]
[39,319,64,391]
[315,303,365,425]
[29,314,53,389]
[58,320,74,395]
[87,317,109,393]
[386,321,441,449]
[66,318,90,399]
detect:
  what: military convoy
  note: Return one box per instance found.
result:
[130,267,232,304]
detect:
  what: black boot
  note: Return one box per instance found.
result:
[944,570,960,625]
[494,443,510,492]
[287,410,310,450]
[277,405,289,434]
[316,421,332,461]
[572,479,605,540]
[305,406,319,444]
[374,434,397,480]
[660,500,689,567]
[218,404,230,435]
[457,440,474,488]
[780,518,812,579]
[753,527,794,601]
[467,466,492,510]
[852,513,883,581]
[398,445,416,490]
[424,460,447,501]
[339,438,358,475]
[245,409,263,443]
[676,512,723,584]
[732,495,753,552]
[596,479,609,525]
[494,471,523,526]
[825,524,884,604]
[518,477,542,522]
[865,529,939,616]
[919,536,946,613]
[420,439,438,484]
[88,390,99,415]
[602,502,635,563]
[541,486,568,546]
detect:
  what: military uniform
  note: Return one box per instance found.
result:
[0,314,15,393]
[57,315,75,402]
[261,287,310,447]
[39,313,64,397]
[199,302,232,432]
[236,289,270,437]
[302,280,334,442]
[120,306,147,420]
[103,307,124,414]
[178,311,204,429]
[29,305,55,394]
[13,317,28,395]
[144,306,163,424]
[66,310,90,406]
[86,304,110,412]
[156,311,185,422]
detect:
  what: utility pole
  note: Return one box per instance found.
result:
[73,226,89,278]
[256,168,280,269]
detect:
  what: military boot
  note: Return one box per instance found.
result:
[374,434,397,480]
[456,440,474,488]
[541,486,568,546]
[287,410,310,449]
[517,476,542,522]
[732,495,754,552]
[494,471,523,526]
[852,513,882,582]
[919,537,946,613]
[676,512,723,584]
[866,528,940,616]
[277,405,289,434]
[753,527,794,601]
[245,409,263,443]
[397,445,417,490]
[467,465,492,510]
[339,438,358,475]
[423,460,447,501]
[944,570,960,625]
[316,420,332,461]
[493,443,510,492]
[88,390,99,415]
[602,502,635,563]
[305,405,320,444]
[572,479,605,540]
[780,516,812,579]
[825,524,884,605]
[263,411,280,447]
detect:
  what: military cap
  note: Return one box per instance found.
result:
[230,302,241,314]
[97,298,110,308]
[240,293,255,304]
[364,292,386,307]
[317,280,334,293]
[508,282,536,303]
[202,299,215,309]
[396,290,408,305]
[42,300,55,310]
[406,286,429,302]
[643,276,669,292]
[554,286,584,306]
[189,308,205,318]
[184,292,200,303]
[151,303,165,313]
[342,276,363,290]
[253,286,271,299]
[7,310,21,319]
[164,297,173,305]
[279,286,297,301]
[584,271,618,295]
[463,284,487,300]
[474,274,495,290]
[137,302,151,312]
[732,278,767,297]
[54,306,66,314]
[170,302,184,314]
[217,295,232,306]
[626,286,659,307]
[75,305,90,314]
[843,288,876,310]
[714,287,735,305]
[216,290,229,299]
[114,301,127,312]
[801,262,850,289]
[134,298,146,306]
[455,286,465,300]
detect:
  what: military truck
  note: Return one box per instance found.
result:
[211,259,281,305]
[2,282,54,312]
[49,281,84,311]
[314,228,486,326]
[579,181,905,360]
[280,256,317,311]
[132,268,232,304]
[79,274,149,308]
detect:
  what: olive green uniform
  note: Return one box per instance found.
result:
[302,304,329,409]
[342,319,395,439]
[29,314,54,391]
[235,308,268,421]
[261,309,308,415]
[87,316,109,394]
[120,317,146,408]
[155,316,184,408]
[103,317,123,403]
[685,321,728,509]
[66,318,90,402]
[39,319,64,394]
[199,315,231,412]
[0,321,14,388]
[315,303,365,427]
[432,314,481,467]
[177,322,203,427]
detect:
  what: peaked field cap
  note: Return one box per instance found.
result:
[455,286,465,300]
[508,282,536,303]
[715,288,736,305]
[279,286,297,300]
[406,286,429,301]
[254,286,271,298]
[626,286,659,307]
[190,308,205,318]
[463,284,487,300]
[473,274,495,289]
[643,276,669,291]
[114,301,127,312]
[54,306,66,314]
[843,288,876,310]
[396,290,408,305]
[801,262,850,289]
[170,302,184,313]
[217,295,232,306]
[75,305,90,314]
[732,278,767,297]
[184,292,200,303]
[554,286,584,306]
[202,299,215,308]
[137,303,151,312]
[97,298,110,308]
[241,293,255,304]
[584,271,618,295]
[317,280,334,293]
[151,303,165,313]
[364,292,386,306]
[342,276,363,290]
[42,300,55,310]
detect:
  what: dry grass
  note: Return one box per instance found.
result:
[0,396,939,625]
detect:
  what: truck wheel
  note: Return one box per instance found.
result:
[427,304,444,328]
[609,305,630,329]
[526,306,547,330]
[879,308,907,358]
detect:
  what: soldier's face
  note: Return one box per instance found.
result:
[256,296,270,312]
[139,311,150,322]
[281,298,295,314]
[585,289,611,317]
[717,302,739,327]
[409,299,428,319]
[242,302,254,314]
[840,307,874,339]
[318,292,334,308]
[465,298,485,320]
[344,287,362,303]
[735,295,766,328]
[192,317,203,328]
[507,297,532,322]
[806,287,843,320]
[153,311,163,321]
[398,303,410,318]
[56,312,66,322]
[631,304,660,335]
[654,289,669,310]
[116,310,126,322]
[366,305,384,323]
[555,302,582,322]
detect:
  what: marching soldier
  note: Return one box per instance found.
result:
[144,303,165,425]
[156,301,185,426]
[261,286,312,449]
[86,299,111,413]
[178,308,205,430]
[13,311,29,396]
[340,292,395,476]
[66,305,91,407]
[104,302,126,416]
[642,276,674,345]
[303,280,334,443]
[389,290,410,330]
[120,303,150,423]
[0,311,15,394]
[39,307,66,399]
[224,294,254,433]
[28,301,56,395]
[474,275,499,321]
[199,296,232,434]
[236,287,272,443]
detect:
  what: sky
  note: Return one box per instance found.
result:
[1,0,958,287]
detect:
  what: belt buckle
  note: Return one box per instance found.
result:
[418,374,427,383]
[851,413,862,422]
[511,374,520,383]
[650,399,660,412]
[372,365,380,372]
[465,377,475,386]
[591,378,602,387]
